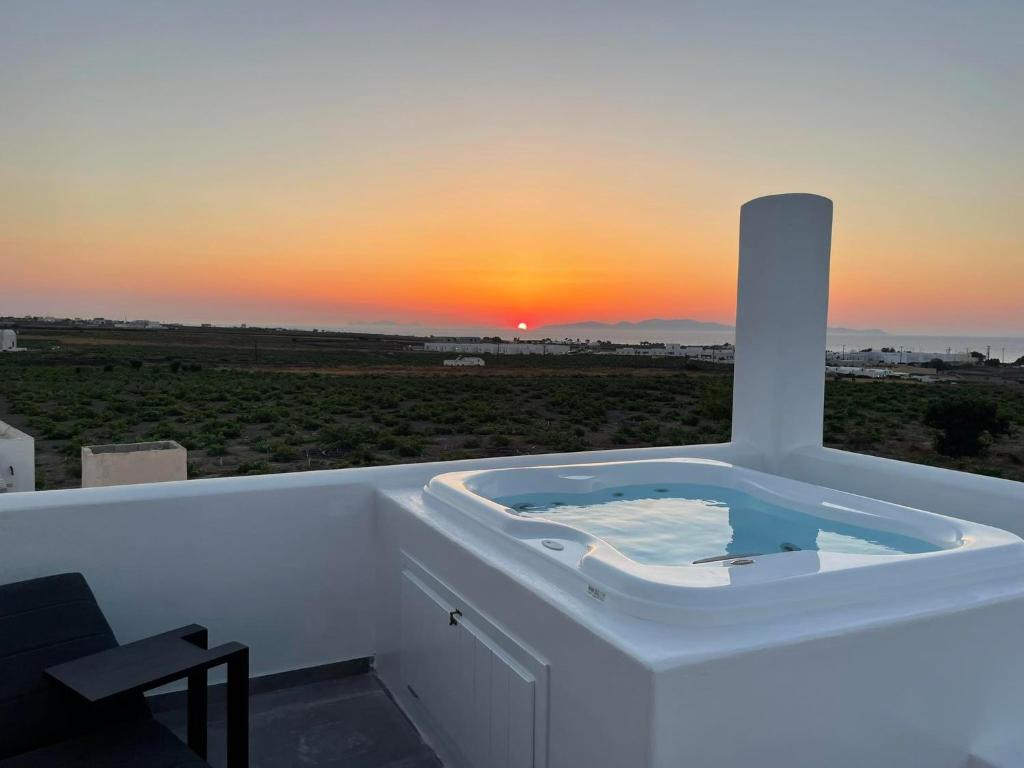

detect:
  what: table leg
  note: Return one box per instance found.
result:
[227,647,249,768]
[185,627,209,759]
[187,667,208,758]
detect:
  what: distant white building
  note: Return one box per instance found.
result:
[424,342,570,356]
[614,344,735,363]
[693,346,735,364]
[443,356,485,367]
[114,320,166,330]
[614,346,657,356]
[826,365,890,379]
[833,349,974,365]
[0,329,24,352]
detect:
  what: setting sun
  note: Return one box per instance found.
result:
[517,322,528,331]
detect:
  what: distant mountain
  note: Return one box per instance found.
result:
[350,319,420,327]
[826,326,888,335]
[540,318,888,335]
[540,318,734,332]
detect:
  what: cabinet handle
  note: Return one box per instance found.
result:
[448,609,462,626]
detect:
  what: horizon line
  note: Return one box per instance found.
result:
[5,314,1024,342]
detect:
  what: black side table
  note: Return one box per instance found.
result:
[45,624,249,768]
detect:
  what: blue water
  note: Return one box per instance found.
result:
[494,483,940,565]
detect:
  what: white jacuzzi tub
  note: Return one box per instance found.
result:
[425,458,1024,625]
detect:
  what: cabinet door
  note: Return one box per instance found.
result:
[401,568,541,768]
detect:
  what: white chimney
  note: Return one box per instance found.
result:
[731,193,833,470]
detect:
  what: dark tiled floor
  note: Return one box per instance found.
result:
[154,673,442,767]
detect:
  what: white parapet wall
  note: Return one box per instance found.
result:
[732,193,833,470]
[0,421,35,492]
[81,440,187,488]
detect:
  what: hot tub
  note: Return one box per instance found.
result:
[425,458,1024,625]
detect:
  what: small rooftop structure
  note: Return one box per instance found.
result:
[81,440,187,488]
[0,420,34,492]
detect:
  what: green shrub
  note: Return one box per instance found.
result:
[395,439,423,458]
[269,442,297,462]
[924,398,1010,457]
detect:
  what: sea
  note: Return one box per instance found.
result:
[326,323,1024,364]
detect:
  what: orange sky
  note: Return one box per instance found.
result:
[2,3,1022,334]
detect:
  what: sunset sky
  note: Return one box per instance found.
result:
[2,1,1022,335]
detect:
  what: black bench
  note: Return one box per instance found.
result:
[0,573,248,767]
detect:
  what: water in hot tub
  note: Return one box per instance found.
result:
[493,483,940,565]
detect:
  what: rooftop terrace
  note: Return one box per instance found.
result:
[1,195,1022,768]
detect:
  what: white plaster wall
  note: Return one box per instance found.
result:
[0,420,35,492]
[0,474,378,679]
[651,596,1024,768]
[783,446,1024,538]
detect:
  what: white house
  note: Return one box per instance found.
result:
[114,320,166,330]
[424,341,570,355]
[826,365,890,378]
[443,356,485,367]
[0,329,22,351]
[615,344,735,363]
[837,348,975,365]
